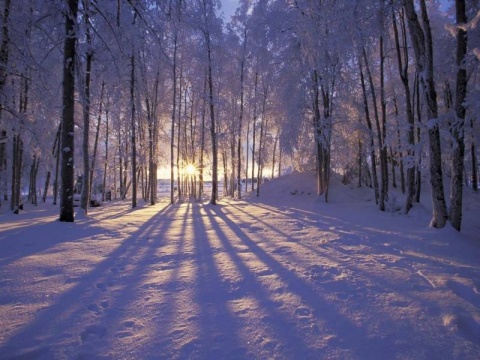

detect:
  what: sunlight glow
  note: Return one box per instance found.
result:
[184,164,197,176]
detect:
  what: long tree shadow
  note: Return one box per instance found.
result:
[177,202,248,359]
[203,204,407,359]
[225,200,480,357]
[0,203,178,359]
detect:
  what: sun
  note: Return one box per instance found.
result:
[184,164,197,176]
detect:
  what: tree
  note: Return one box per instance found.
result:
[449,0,468,231]
[392,7,416,214]
[403,0,448,228]
[80,0,93,214]
[59,0,79,222]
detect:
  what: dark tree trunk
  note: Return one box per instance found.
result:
[81,0,92,214]
[404,0,448,228]
[102,105,109,201]
[59,0,78,222]
[359,58,379,204]
[206,30,218,205]
[90,81,104,202]
[170,34,177,204]
[449,0,468,231]
[251,72,258,192]
[130,54,137,208]
[393,8,416,213]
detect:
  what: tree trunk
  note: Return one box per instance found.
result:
[251,71,258,193]
[393,8,416,213]
[358,138,362,188]
[90,81,104,202]
[414,72,422,203]
[472,129,478,191]
[59,0,78,222]
[53,126,61,205]
[102,105,109,201]
[256,83,268,198]
[271,134,278,179]
[0,0,11,105]
[170,34,177,204]
[43,170,50,203]
[130,53,137,208]
[313,70,323,195]
[404,0,448,228]
[28,154,39,205]
[11,135,23,212]
[359,58,379,204]
[449,0,468,231]
[206,31,218,205]
[363,46,386,211]
[80,0,93,213]
[198,74,206,200]
[237,28,247,199]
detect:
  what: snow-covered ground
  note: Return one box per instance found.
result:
[1,171,479,359]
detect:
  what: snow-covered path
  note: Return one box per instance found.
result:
[1,174,480,359]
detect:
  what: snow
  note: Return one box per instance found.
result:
[1,171,480,359]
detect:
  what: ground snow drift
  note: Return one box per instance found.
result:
[1,172,479,359]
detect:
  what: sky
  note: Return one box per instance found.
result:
[220,0,239,20]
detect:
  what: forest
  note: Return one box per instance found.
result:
[0,0,478,230]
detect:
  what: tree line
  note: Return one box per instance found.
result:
[0,0,478,231]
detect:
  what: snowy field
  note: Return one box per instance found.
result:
[1,172,479,359]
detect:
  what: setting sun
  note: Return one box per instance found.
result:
[184,164,197,176]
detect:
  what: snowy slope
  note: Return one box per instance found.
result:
[0,172,479,359]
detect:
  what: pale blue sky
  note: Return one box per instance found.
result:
[220,0,239,20]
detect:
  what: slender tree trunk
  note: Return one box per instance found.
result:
[147,73,159,205]
[53,126,61,205]
[313,70,323,195]
[393,8,416,213]
[43,170,50,203]
[80,0,93,213]
[414,72,423,203]
[90,81,104,201]
[81,52,92,213]
[170,34,177,204]
[471,121,478,191]
[449,0,468,231]
[13,137,23,213]
[379,36,389,207]
[130,54,137,208]
[0,0,11,110]
[199,74,206,200]
[237,28,247,199]
[256,84,268,197]
[363,46,386,211]
[359,58,379,204]
[358,137,362,188]
[102,105,109,202]
[28,154,39,205]
[251,72,258,192]
[271,134,278,179]
[176,70,183,200]
[206,31,218,205]
[44,125,60,203]
[10,135,17,211]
